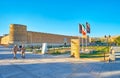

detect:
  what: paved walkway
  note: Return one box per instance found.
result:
[0,47,120,78]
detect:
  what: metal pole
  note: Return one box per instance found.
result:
[30,33,32,44]
[86,36,87,50]
[104,35,107,61]
[82,35,83,52]
[107,37,110,62]
[104,35,111,62]
[104,52,105,61]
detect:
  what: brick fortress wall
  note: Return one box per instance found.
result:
[27,31,78,44]
[0,36,2,44]
[1,35,9,44]
[1,24,78,45]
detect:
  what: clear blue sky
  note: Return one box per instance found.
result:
[0,0,120,37]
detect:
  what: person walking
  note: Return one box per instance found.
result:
[21,46,26,58]
[13,45,18,59]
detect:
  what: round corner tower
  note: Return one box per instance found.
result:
[9,24,27,44]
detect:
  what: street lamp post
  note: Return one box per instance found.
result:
[104,35,111,61]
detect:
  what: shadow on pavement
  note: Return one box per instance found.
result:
[0,60,120,78]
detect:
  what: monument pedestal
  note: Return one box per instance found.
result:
[71,39,80,59]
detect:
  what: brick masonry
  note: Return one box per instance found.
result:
[0,24,84,45]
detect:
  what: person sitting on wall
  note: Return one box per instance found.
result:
[21,46,26,58]
[13,45,18,59]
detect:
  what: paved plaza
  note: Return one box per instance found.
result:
[0,46,120,78]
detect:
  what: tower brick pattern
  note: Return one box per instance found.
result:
[9,24,27,44]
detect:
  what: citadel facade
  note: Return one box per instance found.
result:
[0,24,83,45]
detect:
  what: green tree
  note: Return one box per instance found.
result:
[114,36,120,46]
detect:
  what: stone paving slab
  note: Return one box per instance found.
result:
[0,50,120,78]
